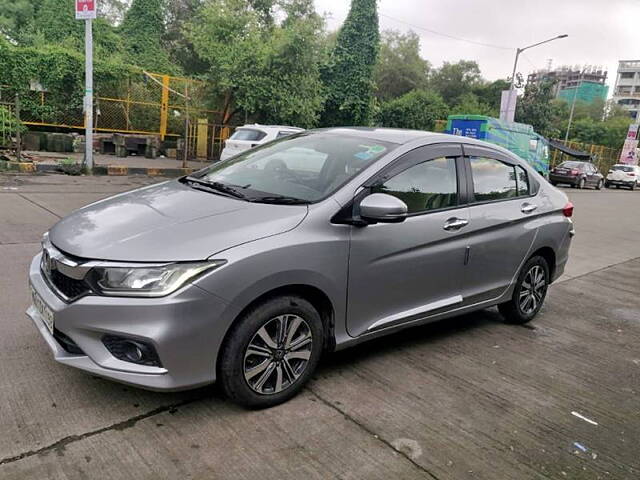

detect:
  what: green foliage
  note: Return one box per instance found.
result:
[120,0,178,72]
[472,79,510,113]
[430,60,481,106]
[0,42,135,125]
[374,30,429,102]
[320,0,380,127]
[57,157,86,175]
[0,0,35,44]
[0,105,25,147]
[515,81,556,137]
[377,90,448,131]
[449,92,494,117]
[187,0,326,127]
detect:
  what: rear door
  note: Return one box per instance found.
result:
[346,144,470,337]
[461,145,539,305]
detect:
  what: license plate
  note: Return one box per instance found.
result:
[31,287,54,334]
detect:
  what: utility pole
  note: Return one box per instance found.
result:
[501,34,568,122]
[76,0,96,170]
[85,17,93,170]
[14,94,21,162]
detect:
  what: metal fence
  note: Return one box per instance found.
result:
[1,73,235,160]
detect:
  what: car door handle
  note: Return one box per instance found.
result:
[521,203,538,214]
[443,218,469,231]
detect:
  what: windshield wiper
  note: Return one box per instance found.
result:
[249,195,310,205]
[183,177,247,199]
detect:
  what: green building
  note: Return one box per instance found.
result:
[558,81,609,105]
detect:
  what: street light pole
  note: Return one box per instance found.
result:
[502,34,568,122]
[565,78,582,142]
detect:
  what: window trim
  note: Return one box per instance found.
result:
[462,145,540,206]
[361,143,467,218]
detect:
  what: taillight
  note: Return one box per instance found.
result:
[563,202,574,218]
[570,169,579,175]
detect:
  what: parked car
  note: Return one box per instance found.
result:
[27,128,574,408]
[605,164,640,190]
[220,124,304,161]
[549,161,604,189]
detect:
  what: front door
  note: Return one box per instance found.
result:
[346,144,470,337]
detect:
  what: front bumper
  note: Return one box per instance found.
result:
[27,253,230,391]
[606,178,635,186]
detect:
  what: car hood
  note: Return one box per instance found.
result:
[49,180,308,262]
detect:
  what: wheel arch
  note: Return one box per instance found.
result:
[529,246,556,281]
[217,283,337,370]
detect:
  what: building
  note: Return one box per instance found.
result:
[612,60,640,119]
[527,65,608,104]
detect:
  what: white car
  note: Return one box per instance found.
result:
[605,164,640,190]
[220,125,304,161]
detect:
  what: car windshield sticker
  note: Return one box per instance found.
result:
[354,145,387,161]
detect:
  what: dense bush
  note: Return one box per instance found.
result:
[377,90,449,131]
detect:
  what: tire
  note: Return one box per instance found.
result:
[218,295,324,409]
[604,181,610,188]
[631,182,636,191]
[578,178,586,189]
[498,256,550,325]
[596,180,603,190]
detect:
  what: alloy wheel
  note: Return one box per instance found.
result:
[243,314,313,395]
[518,265,546,315]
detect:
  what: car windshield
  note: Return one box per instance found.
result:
[612,165,634,172]
[191,133,394,203]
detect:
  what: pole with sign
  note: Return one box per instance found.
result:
[619,123,640,166]
[76,0,96,170]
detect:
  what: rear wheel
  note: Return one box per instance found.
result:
[631,182,636,191]
[499,256,549,325]
[605,181,611,188]
[218,296,324,409]
[596,180,603,190]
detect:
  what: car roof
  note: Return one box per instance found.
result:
[238,124,304,131]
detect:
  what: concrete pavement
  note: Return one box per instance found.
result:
[1,174,639,479]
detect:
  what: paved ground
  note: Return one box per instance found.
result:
[25,151,210,170]
[1,174,639,479]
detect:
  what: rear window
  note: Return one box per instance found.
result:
[558,161,584,170]
[612,165,634,172]
[230,129,267,142]
[276,131,298,139]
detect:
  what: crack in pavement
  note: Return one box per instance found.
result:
[17,193,61,219]
[0,396,205,467]
[308,386,441,480]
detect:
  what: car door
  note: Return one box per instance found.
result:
[346,144,471,337]
[461,145,539,305]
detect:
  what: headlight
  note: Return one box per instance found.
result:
[90,261,226,297]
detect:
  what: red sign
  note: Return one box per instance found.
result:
[76,0,96,20]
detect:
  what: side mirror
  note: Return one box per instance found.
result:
[359,193,408,224]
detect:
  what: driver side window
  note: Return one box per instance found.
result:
[373,157,458,214]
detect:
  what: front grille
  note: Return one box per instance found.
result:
[53,328,85,355]
[49,269,90,300]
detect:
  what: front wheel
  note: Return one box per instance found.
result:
[499,256,549,324]
[604,181,611,188]
[578,178,586,189]
[596,180,603,190]
[218,296,324,409]
[631,182,636,191]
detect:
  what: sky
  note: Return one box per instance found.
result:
[314,0,640,96]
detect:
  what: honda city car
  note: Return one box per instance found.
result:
[28,128,574,408]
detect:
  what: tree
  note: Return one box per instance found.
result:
[377,90,448,131]
[472,79,510,114]
[120,0,177,72]
[374,30,429,102]
[515,80,556,137]
[449,92,494,116]
[320,0,380,127]
[186,0,326,126]
[0,0,36,44]
[430,60,481,106]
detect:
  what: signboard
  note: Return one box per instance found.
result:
[620,124,640,165]
[499,90,517,123]
[76,0,96,19]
